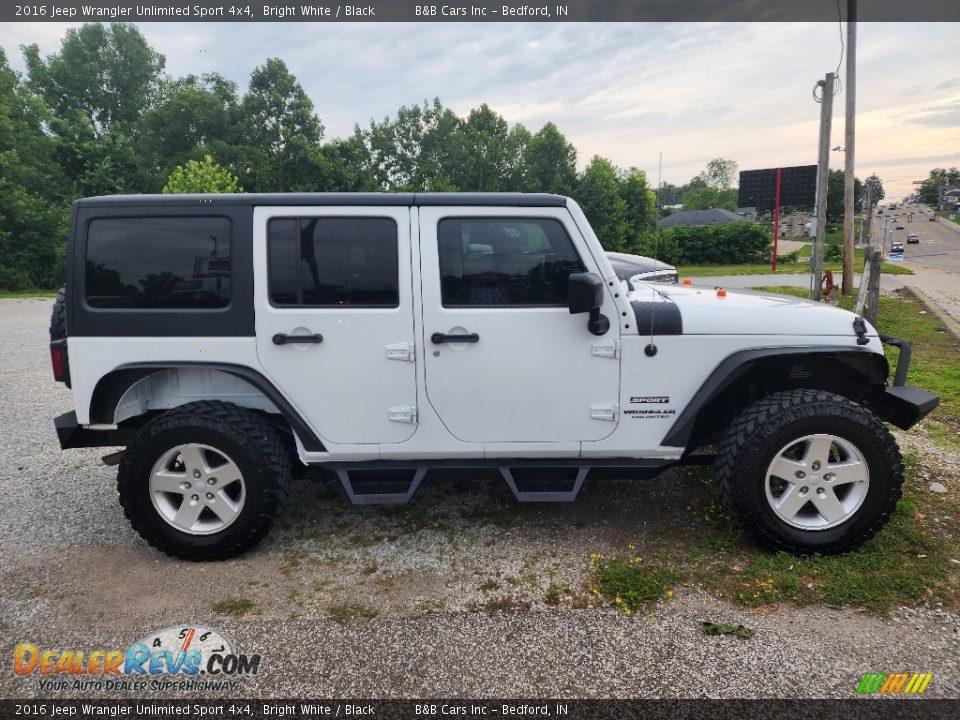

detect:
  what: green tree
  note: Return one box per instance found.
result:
[681,186,737,212]
[698,158,738,191]
[523,122,577,195]
[365,99,449,190]
[23,23,164,136]
[918,167,960,205]
[575,156,629,252]
[237,58,325,191]
[620,168,657,236]
[138,73,239,190]
[825,169,864,222]
[864,173,885,204]
[162,155,242,194]
[0,47,69,289]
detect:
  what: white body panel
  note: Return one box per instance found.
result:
[65,197,887,466]
[418,205,622,444]
[253,206,417,446]
[68,337,262,425]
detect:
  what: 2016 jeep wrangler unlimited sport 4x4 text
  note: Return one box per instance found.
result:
[50,193,939,560]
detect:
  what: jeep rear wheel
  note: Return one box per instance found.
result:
[118,401,292,560]
[715,389,903,554]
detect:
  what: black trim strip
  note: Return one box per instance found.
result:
[88,363,326,451]
[75,193,567,209]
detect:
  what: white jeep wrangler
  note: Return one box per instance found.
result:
[50,193,938,560]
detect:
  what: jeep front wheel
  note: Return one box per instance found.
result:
[715,389,903,554]
[117,401,292,560]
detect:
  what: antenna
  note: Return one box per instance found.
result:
[645,152,664,357]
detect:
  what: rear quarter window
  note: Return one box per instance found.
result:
[85,217,231,309]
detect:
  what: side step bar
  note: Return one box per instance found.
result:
[335,467,594,506]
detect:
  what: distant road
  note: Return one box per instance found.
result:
[877,204,960,275]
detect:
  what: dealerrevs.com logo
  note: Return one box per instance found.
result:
[13,625,261,693]
[856,672,934,695]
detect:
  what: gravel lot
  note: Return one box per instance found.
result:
[1,297,958,699]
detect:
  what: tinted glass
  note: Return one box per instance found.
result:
[268,217,399,307]
[86,217,231,309]
[438,218,585,307]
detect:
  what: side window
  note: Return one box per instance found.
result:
[268,217,399,307]
[438,218,585,307]
[86,217,231,309]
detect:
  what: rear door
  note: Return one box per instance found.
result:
[254,206,417,445]
[418,206,621,444]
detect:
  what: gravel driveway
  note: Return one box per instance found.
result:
[1,298,958,699]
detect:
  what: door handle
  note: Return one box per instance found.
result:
[273,333,323,346]
[431,332,480,344]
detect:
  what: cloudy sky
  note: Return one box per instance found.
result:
[2,21,958,200]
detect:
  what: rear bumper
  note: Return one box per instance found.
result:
[55,411,135,450]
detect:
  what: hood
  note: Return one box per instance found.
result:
[629,284,876,337]
[606,252,676,275]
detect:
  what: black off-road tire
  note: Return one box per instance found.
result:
[117,401,292,561]
[49,286,66,341]
[715,389,903,555]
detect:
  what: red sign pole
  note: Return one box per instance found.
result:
[771,167,782,271]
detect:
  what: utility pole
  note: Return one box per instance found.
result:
[842,0,857,295]
[813,72,835,301]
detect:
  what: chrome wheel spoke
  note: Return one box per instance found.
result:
[151,469,187,494]
[827,460,866,486]
[211,459,242,485]
[211,490,241,524]
[180,445,210,475]
[173,495,204,530]
[773,484,808,520]
[811,488,847,524]
[803,435,834,467]
[768,456,806,481]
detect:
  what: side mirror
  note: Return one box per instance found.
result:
[568,272,603,314]
[568,272,610,336]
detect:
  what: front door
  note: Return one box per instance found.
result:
[419,207,621,444]
[254,206,417,445]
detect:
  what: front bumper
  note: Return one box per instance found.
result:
[870,333,939,429]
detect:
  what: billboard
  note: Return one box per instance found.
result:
[738,165,818,213]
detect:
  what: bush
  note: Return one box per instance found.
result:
[0,266,34,291]
[637,222,770,265]
[825,242,843,262]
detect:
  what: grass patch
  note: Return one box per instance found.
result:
[327,603,379,622]
[678,259,913,277]
[212,597,254,617]
[0,289,59,299]
[588,552,682,612]
[544,582,570,606]
[706,499,948,614]
[678,245,914,278]
[471,596,532,613]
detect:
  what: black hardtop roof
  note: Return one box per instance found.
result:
[75,192,568,209]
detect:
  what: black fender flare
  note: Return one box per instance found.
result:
[661,346,889,448]
[88,362,325,451]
